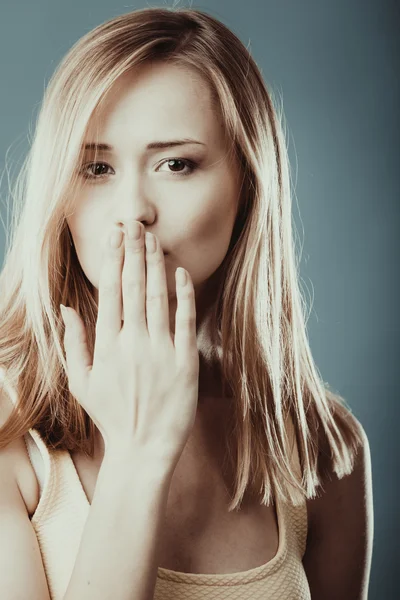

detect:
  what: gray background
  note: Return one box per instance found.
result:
[0,1,398,597]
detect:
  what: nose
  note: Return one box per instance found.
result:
[114,176,156,232]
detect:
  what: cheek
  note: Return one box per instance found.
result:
[67,213,106,287]
[171,191,237,282]
[79,244,105,287]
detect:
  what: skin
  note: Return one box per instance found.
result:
[66,61,242,455]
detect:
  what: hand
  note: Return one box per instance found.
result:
[60,222,199,472]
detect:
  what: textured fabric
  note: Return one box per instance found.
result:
[1,367,311,599]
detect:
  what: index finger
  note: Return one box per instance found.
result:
[95,228,125,347]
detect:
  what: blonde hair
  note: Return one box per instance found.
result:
[0,6,363,510]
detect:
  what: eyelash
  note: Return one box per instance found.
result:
[79,158,198,181]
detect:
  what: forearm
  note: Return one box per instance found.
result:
[63,447,171,600]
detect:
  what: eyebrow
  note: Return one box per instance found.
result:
[82,138,206,152]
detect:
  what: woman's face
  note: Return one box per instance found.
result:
[66,61,241,330]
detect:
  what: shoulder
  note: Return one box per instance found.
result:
[306,411,372,523]
[0,382,40,518]
[304,412,373,599]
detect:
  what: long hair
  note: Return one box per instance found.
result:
[0,6,363,511]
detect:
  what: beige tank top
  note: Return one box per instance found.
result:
[1,367,311,599]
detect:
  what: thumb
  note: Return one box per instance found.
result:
[60,304,92,400]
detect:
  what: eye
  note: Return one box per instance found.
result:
[79,157,198,181]
[79,162,114,180]
[156,158,197,177]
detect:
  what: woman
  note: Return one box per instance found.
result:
[0,6,373,600]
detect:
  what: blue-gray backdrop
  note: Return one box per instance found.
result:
[0,1,398,598]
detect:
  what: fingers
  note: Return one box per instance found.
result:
[62,223,197,406]
[60,305,92,402]
[173,268,198,372]
[95,222,197,371]
[122,224,170,341]
[144,231,170,342]
[121,221,147,333]
[95,228,125,351]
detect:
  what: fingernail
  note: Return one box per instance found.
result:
[127,222,142,240]
[176,267,187,286]
[145,232,157,253]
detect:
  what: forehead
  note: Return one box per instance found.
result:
[86,62,226,150]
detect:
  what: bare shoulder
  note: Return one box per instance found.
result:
[0,381,51,598]
[304,412,374,600]
[306,411,372,526]
[0,385,40,517]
